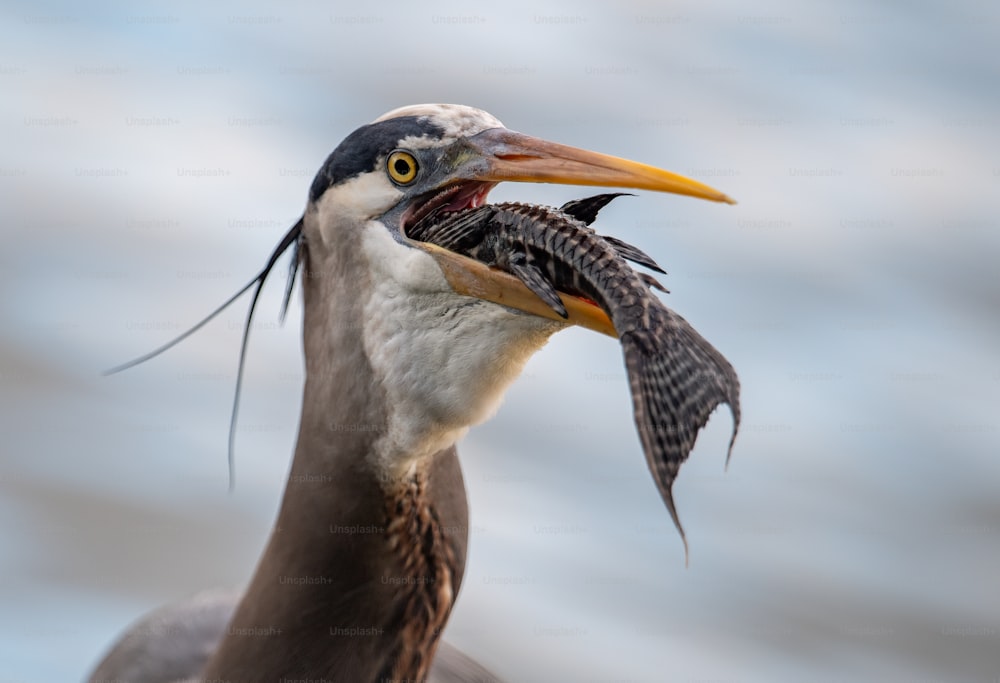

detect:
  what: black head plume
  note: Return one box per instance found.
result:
[104,219,303,489]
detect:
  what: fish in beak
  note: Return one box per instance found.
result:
[407,126,735,335]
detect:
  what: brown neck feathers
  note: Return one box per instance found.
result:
[378,468,460,682]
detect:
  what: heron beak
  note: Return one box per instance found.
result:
[467,128,736,205]
[415,127,736,337]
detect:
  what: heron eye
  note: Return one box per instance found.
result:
[386,150,418,184]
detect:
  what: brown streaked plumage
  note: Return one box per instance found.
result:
[381,471,461,682]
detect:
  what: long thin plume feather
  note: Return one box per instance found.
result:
[280,238,300,324]
[104,218,304,489]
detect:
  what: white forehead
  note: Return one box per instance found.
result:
[373,104,505,140]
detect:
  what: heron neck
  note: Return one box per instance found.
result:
[201,243,469,681]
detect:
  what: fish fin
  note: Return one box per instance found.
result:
[508,256,568,318]
[603,235,667,274]
[638,272,670,293]
[408,205,495,254]
[559,193,633,226]
[620,310,741,557]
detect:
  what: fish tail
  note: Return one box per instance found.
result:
[621,315,741,556]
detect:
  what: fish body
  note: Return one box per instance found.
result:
[409,196,741,552]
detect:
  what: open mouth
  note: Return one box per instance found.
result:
[401,181,496,236]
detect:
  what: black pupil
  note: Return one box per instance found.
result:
[394,158,411,177]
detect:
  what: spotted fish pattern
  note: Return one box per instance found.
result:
[409,195,741,553]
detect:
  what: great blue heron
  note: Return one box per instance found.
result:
[89,104,735,682]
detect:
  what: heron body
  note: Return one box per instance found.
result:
[90,104,736,682]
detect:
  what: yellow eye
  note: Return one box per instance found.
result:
[386,150,418,184]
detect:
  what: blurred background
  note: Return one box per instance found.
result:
[2,0,998,681]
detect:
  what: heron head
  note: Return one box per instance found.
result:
[303,103,733,330]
